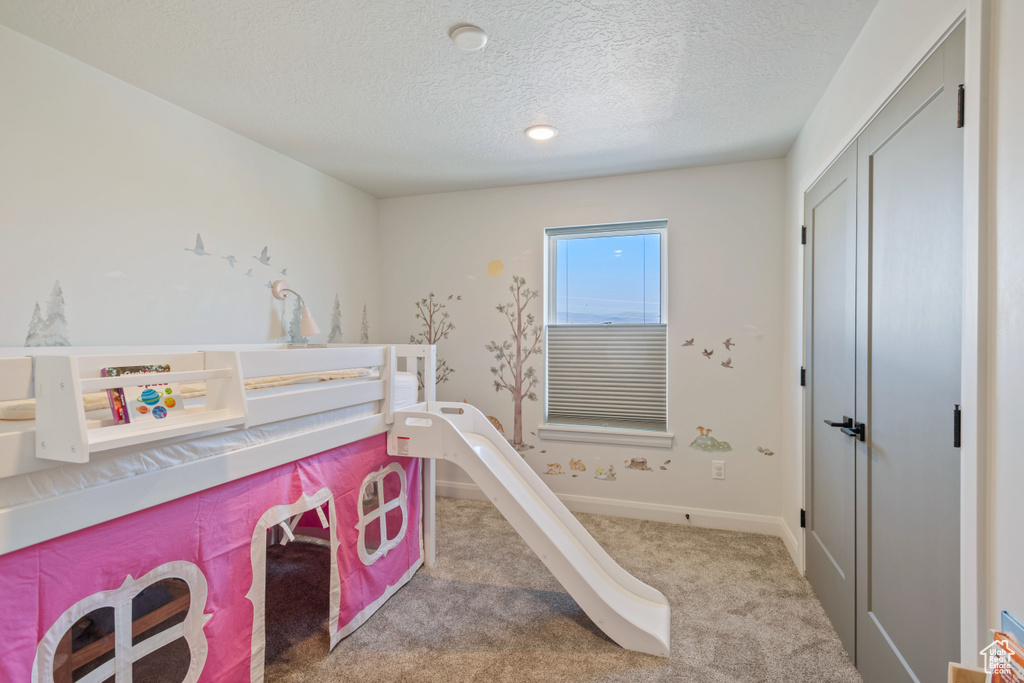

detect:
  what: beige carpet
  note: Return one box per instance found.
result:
[265,496,862,682]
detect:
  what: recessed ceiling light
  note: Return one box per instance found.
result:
[526,125,558,141]
[449,25,488,51]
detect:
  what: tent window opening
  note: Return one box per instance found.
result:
[37,563,205,683]
[356,465,408,565]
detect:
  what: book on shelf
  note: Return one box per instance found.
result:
[1004,611,1024,654]
[102,365,185,424]
[101,367,129,424]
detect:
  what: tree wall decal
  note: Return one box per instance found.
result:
[360,304,370,344]
[24,303,43,347]
[409,292,455,386]
[286,299,309,344]
[486,275,543,450]
[327,295,343,343]
[26,281,71,347]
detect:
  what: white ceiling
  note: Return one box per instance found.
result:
[0,0,878,198]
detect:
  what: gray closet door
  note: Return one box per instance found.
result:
[855,23,964,683]
[804,144,858,658]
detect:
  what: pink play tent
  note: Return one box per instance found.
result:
[1,434,422,682]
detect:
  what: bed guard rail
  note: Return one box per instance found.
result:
[19,344,435,465]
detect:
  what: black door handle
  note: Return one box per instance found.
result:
[840,422,866,441]
[824,417,853,428]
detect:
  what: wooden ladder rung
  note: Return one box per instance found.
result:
[69,594,190,671]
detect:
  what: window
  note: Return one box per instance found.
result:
[356,464,408,565]
[543,221,669,442]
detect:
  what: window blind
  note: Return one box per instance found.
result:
[545,323,667,431]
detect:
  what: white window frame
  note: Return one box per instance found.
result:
[540,220,673,448]
[545,220,669,324]
[356,464,408,565]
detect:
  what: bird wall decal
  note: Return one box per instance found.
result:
[721,358,734,369]
[223,255,237,267]
[682,338,694,347]
[244,268,254,277]
[253,247,271,265]
[702,348,714,359]
[724,337,735,350]
[185,234,209,256]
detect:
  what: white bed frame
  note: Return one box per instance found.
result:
[0,343,437,559]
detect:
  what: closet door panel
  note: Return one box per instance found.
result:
[803,144,858,659]
[855,23,964,683]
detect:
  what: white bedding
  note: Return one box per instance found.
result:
[0,371,418,508]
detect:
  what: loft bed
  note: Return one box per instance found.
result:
[2,342,673,682]
[0,343,437,683]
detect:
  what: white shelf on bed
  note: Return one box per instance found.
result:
[85,409,244,452]
[29,346,404,464]
[34,351,247,464]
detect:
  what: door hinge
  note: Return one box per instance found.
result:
[800,509,806,528]
[957,84,965,128]
[801,225,807,245]
[800,367,806,387]
[953,403,962,448]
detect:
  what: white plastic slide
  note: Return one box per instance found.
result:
[388,401,671,657]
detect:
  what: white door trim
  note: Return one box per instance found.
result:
[960,0,991,666]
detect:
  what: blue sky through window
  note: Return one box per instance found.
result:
[554,233,661,324]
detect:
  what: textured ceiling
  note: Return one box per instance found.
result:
[0,0,877,198]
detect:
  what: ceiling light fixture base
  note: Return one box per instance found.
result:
[449,25,488,51]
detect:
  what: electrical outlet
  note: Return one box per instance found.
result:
[712,460,725,480]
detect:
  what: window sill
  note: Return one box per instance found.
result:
[537,423,674,449]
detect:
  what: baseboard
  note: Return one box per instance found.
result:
[779,517,802,572]
[436,479,791,541]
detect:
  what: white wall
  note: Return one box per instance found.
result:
[783,0,1024,658]
[378,160,790,541]
[0,25,380,348]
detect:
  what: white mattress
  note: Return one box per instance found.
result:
[0,372,418,508]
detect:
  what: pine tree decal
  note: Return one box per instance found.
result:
[327,295,344,343]
[24,302,44,347]
[486,275,543,450]
[27,281,71,346]
[286,299,309,344]
[360,304,370,344]
[409,292,456,386]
